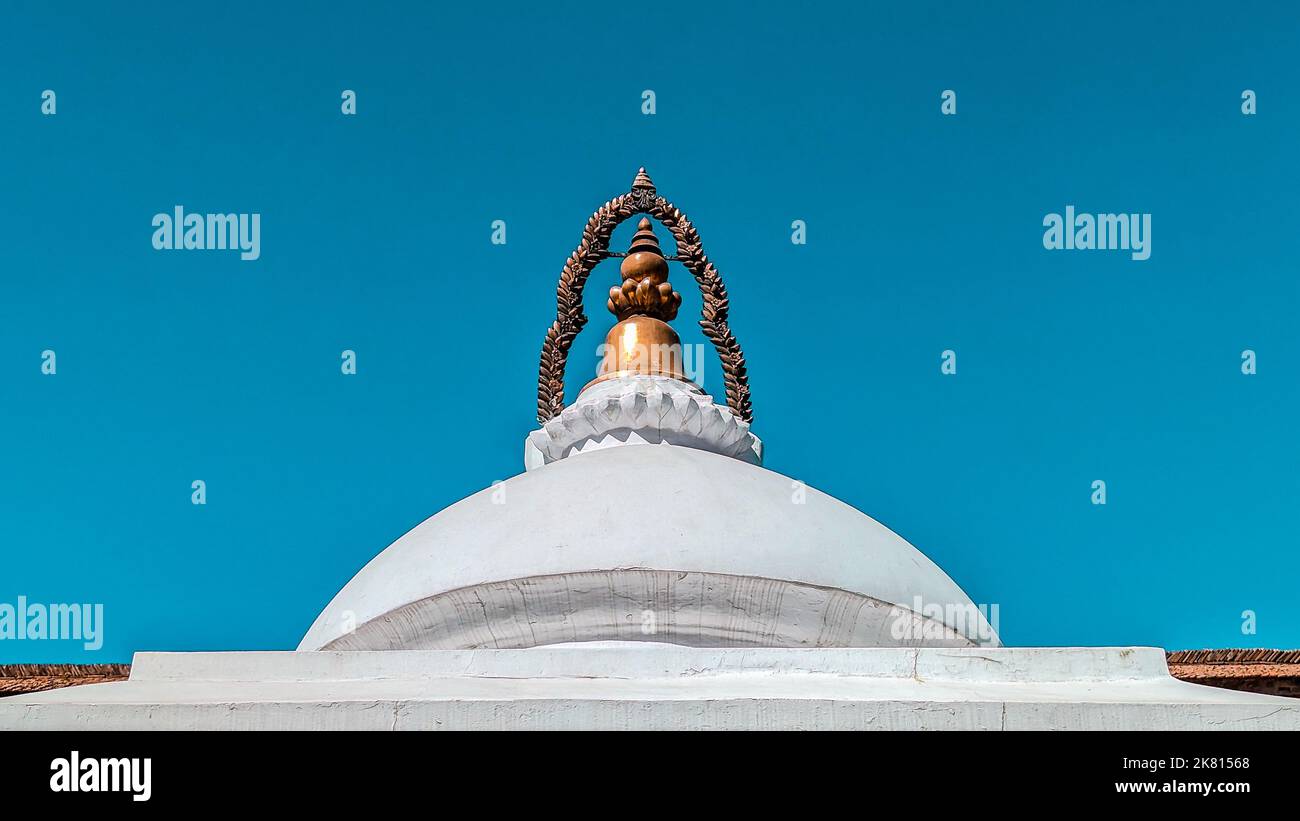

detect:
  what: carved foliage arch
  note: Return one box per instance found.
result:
[537,181,752,425]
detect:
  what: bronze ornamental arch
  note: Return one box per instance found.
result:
[537,169,753,424]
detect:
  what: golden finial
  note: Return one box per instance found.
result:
[587,217,687,389]
[608,218,681,321]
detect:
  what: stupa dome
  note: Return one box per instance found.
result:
[299,433,997,651]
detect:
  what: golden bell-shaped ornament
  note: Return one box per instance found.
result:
[587,314,688,388]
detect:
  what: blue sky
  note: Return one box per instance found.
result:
[1,2,1297,661]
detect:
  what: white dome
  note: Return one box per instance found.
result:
[299,443,998,650]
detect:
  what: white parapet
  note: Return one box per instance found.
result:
[2,646,1297,730]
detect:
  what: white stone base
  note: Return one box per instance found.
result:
[3,646,1297,730]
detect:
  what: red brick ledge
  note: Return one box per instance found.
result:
[1166,649,1300,698]
[0,664,130,696]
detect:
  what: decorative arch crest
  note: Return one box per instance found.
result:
[537,168,753,424]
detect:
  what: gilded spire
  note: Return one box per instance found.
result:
[608,218,681,321]
[628,217,662,254]
[590,215,688,389]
